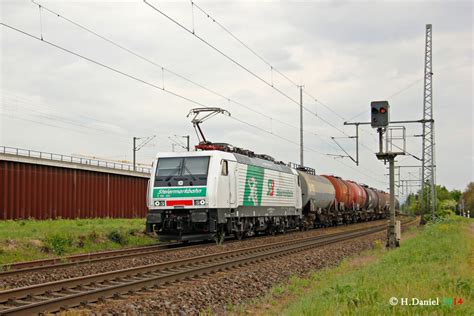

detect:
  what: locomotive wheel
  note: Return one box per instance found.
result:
[268,226,276,236]
[235,231,244,240]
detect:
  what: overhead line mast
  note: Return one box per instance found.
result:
[300,85,304,165]
[420,24,436,220]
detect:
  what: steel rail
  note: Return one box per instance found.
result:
[0,219,417,315]
[1,244,168,271]
[0,241,207,276]
[0,219,389,276]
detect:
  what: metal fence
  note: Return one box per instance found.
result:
[0,146,151,174]
[1,159,148,219]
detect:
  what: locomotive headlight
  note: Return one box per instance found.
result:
[194,199,206,206]
[154,200,165,206]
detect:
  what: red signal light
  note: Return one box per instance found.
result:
[379,107,386,114]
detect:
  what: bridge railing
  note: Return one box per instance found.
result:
[0,146,151,174]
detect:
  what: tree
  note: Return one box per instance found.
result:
[407,183,468,223]
[436,185,451,201]
[461,182,474,216]
[401,193,421,215]
[451,189,462,203]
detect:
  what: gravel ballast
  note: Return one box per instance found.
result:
[78,228,408,315]
[0,219,390,289]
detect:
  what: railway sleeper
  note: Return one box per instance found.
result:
[31,295,52,302]
[112,293,126,299]
[79,301,97,308]
[93,283,113,289]
[6,299,32,306]
[0,221,411,315]
[48,292,68,298]
[62,289,83,294]
[79,285,100,291]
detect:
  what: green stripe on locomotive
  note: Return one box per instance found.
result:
[238,163,296,207]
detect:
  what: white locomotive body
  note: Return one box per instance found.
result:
[146,150,302,241]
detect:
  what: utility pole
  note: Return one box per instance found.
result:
[299,85,304,166]
[133,137,137,171]
[330,124,359,165]
[421,24,436,220]
[133,135,156,171]
[184,135,190,152]
[355,124,359,165]
[172,135,191,152]
[388,165,422,199]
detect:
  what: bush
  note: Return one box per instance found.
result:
[88,230,99,242]
[128,228,141,236]
[44,233,73,255]
[77,235,86,248]
[423,208,455,224]
[107,230,129,245]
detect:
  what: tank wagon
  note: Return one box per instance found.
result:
[298,171,335,228]
[146,144,395,242]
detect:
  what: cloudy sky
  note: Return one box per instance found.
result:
[1,0,472,200]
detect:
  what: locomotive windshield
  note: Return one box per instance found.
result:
[182,157,209,175]
[154,156,210,187]
[156,158,182,176]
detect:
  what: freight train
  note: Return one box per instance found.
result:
[145,143,396,242]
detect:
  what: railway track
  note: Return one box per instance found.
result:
[0,219,391,277]
[0,241,206,277]
[0,219,416,315]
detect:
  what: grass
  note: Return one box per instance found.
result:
[0,218,157,265]
[245,216,473,315]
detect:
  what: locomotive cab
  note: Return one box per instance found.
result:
[146,149,302,242]
[146,151,237,242]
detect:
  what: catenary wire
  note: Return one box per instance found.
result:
[302,89,346,121]
[147,0,442,168]
[191,0,299,88]
[192,0,350,127]
[28,1,354,155]
[143,0,301,107]
[1,90,169,139]
[1,22,387,185]
[143,0,381,156]
[32,0,303,133]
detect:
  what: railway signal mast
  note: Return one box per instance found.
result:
[343,25,436,226]
[371,101,404,248]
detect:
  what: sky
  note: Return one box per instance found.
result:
[1,0,472,201]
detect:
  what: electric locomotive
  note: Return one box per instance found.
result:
[146,144,302,242]
[145,143,392,242]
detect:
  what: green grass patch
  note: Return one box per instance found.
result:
[256,216,473,315]
[0,218,157,265]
